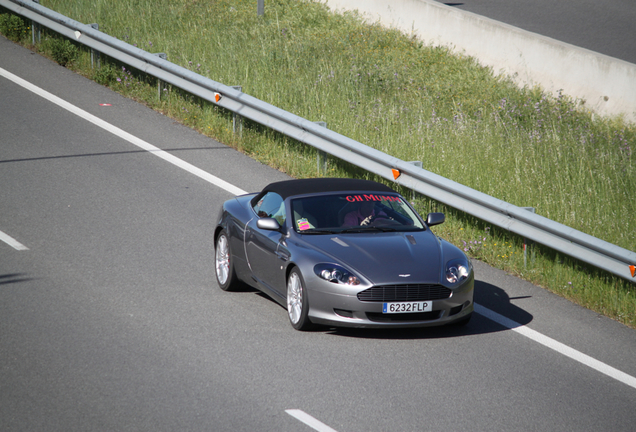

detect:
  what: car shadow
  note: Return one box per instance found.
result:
[324,278,534,340]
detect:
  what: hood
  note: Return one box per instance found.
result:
[300,231,443,285]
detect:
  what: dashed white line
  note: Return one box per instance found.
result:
[0,230,29,251]
[3,65,635,395]
[286,409,339,432]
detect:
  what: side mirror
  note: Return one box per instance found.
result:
[257,217,282,231]
[426,212,445,227]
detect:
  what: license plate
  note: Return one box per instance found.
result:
[383,301,432,314]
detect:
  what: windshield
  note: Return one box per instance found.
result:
[291,192,425,234]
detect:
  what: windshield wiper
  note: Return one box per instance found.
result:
[339,226,397,233]
[299,228,341,234]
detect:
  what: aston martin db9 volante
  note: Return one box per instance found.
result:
[214,178,474,330]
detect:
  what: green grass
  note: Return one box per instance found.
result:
[2,0,635,327]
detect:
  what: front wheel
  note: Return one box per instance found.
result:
[287,268,312,330]
[215,230,240,291]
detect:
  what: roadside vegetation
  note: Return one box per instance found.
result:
[2,0,634,327]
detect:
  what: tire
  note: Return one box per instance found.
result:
[287,268,313,331]
[215,230,240,291]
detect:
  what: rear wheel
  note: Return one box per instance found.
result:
[215,230,240,291]
[287,268,312,330]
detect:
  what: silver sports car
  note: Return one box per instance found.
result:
[214,178,474,330]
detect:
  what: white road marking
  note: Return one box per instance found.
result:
[3,66,635,394]
[0,67,247,197]
[0,230,29,251]
[475,303,636,390]
[286,409,339,432]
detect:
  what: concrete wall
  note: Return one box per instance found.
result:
[325,0,636,123]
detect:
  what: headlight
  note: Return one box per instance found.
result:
[314,264,361,285]
[445,258,471,284]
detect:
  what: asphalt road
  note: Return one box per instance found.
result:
[2,37,636,431]
[435,0,636,64]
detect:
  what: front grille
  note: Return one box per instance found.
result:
[357,284,451,302]
[366,311,442,322]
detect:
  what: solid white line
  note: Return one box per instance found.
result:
[0,230,29,251]
[286,409,339,432]
[4,66,635,394]
[0,67,247,197]
[475,303,636,390]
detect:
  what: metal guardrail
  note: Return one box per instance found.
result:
[2,0,635,282]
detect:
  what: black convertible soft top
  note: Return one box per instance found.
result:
[262,178,397,200]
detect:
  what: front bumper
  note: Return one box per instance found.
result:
[305,273,475,329]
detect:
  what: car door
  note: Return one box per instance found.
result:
[245,192,290,297]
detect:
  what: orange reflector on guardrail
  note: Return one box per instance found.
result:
[392,169,401,180]
[214,92,221,103]
[630,265,635,278]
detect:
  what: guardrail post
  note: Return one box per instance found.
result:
[89,23,99,69]
[407,161,423,201]
[31,0,41,45]
[314,121,328,175]
[522,207,536,268]
[231,86,243,136]
[6,0,633,281]
[152,53,167,99]
[257,0,264,16]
